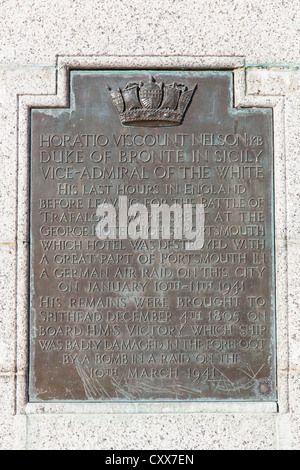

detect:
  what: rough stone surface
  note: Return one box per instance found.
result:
[26,414,277,450]
[0,0,299,450]
[0,1,299,65]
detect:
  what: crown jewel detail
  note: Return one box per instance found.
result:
[107,77,196,127]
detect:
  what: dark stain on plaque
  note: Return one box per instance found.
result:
[29,71,276,402]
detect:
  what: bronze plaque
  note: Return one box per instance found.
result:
[29,71,276,401]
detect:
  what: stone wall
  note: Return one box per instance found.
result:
[0,0,299,450]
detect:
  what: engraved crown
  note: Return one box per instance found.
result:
[107,76,196,127]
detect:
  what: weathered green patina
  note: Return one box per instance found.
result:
[29,71,276,402]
